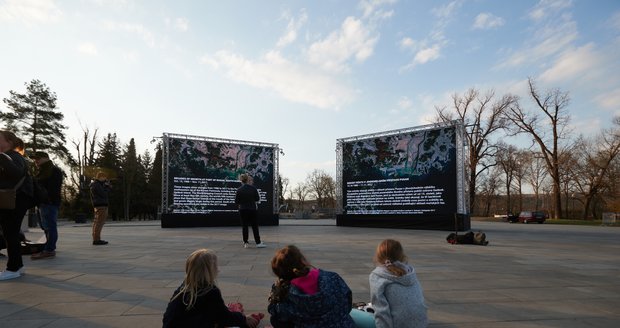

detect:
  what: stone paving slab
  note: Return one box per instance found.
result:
[1,219,619,327]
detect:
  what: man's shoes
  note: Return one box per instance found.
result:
[0,270,21,281]
[243,242,249,249]
[18,267,25,275]
[256,242,267,248]
[31,251,56,260]
[93,240,109,245]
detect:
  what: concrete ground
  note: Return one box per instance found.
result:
[1,219,619,328]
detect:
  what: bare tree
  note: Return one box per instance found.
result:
[572,119,620,219]
[69,125,99,215]
[503,78,572,219]
[603,147,620,212]
[513,150,530,213]
[435,88,517,214]
[305,169,336,208]
[278,175,290,209]
[559,147,579,218]
[524,151,548,211]
[495,143,518,214]
[293,182,309,211]
[477,167,502,217]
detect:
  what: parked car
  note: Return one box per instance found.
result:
[517,210,548,224]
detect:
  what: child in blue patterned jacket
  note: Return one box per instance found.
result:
[268,245,356,328]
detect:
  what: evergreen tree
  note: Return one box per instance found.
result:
[1,79,72,162]
[134,150,153,219]
[121,138,139,220]
[95,133,123,220]
[147,143,163,219]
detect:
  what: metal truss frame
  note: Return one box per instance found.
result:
[160,132,280,215]
[335,120,468,215]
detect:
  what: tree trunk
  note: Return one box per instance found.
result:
[582,197,591,220]
[469,169,476,215]
[552,175,562,219]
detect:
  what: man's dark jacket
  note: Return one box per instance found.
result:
[90,180,111,207]
[36,160,63,206]
[235,184,259,210]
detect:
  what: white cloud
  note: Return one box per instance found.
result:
[399,37,416,49]
[399,2,458,72]
[276,10,307,48]
[89,0,132,10]
[77,42,98,56]
[539,43,599,83]
[414,45,441,64]
[307,16,378,73]
[201,50,356,110]
[359,0,397,20]
[397,96,412,110]
[472,13,505,30]
[401,44,441,71]
[610,11,620,31]
[103,21,156,48]
[432,0,462,20]
[594,88,620,111]
[123,50,140,62]
[0,0,62,25]
[528,0,573,22]
[172,17,189,32]
[497,18,577,68]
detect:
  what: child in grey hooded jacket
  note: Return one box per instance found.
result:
[369,239,428,328]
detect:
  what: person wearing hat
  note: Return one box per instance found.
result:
[30,151,64,260]
[90,171,111,245]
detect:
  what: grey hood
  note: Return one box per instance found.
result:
[370,261,417,286]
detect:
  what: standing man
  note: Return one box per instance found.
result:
[235,173,265,249]
[31,151,63,260]
[90,172,111,245]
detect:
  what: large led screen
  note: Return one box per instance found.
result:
[342,126,457,217]
[165,137,275,220]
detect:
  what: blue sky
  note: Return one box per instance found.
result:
[1,0,619,187]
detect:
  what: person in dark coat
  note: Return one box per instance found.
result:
[0,130,34,281]
[30,151,63,259]
[268,245,356,328]
[234,173,265,248]
[90,171,111,245]
[163,248,261,328]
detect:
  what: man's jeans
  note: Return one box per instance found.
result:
[39,204,59,252]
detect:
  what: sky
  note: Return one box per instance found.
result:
[1,0,619,188]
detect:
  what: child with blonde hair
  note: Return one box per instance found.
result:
[369,239,427,328]
[163,249,261,328]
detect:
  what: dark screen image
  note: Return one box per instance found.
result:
[166,138,274,217]
[342,126,456,216]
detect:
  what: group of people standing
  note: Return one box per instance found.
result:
[163,239,428,328]
[0,130,112,281]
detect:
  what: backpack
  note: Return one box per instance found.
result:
[473,231,489,245]
[446,231,489,246]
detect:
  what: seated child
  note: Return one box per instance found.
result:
[268,245,356,328]
[163,248,262,328]
[369,239,428,328]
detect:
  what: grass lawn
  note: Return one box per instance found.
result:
[545,219,619,226]
[475,217,619,227]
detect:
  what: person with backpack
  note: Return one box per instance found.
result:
[30,151,63,260]
[0,130,34,280]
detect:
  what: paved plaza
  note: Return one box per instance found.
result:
[1,219,619,328]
